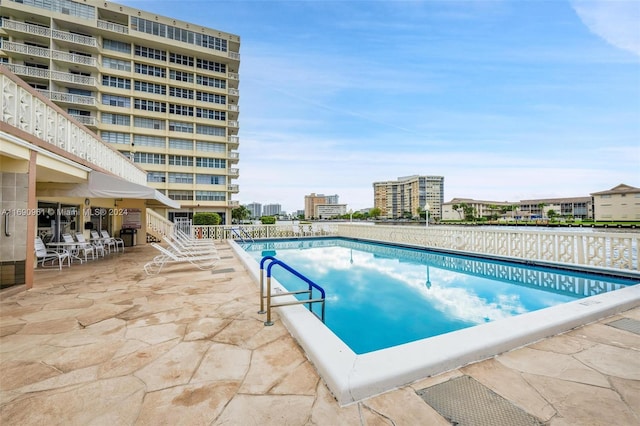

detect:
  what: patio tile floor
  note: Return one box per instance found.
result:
[1,242,638,425]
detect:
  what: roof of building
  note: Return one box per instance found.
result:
[590,183,640,196]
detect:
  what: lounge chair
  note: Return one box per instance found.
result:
[91,230,115,253]
[63,233,95,262]
[35,237,71,270]
[76,232,105,257]
[143,242,220,275]
[164,233,218,255]
[100,230,125,252]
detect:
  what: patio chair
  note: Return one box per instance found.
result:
[91,230,115,254]
[77,232,105,257]
[165,233,218,255]
[174,228,216,247]
[35,237,71,270]
[143,243,220,275]
[63,233,95,262]
[101,230,125,252]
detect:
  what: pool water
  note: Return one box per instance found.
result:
[241,238,635,354]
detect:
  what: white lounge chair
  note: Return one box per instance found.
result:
[91,230,115,253]
[63,233,94,262]
[77,232,105,257]
[100,230,125,252]
[35,237,70,270]
[144,243,220,275]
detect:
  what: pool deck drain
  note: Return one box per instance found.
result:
[607,317,640,335]
[416,376,543,426]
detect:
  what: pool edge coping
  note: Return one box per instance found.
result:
[229,239,640,406]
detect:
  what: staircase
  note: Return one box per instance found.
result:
[146,209,174,242]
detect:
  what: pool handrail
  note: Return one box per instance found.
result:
[259,255,326,326]
[231,227,254,243]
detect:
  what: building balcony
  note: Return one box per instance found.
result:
[228,88,239,97]
[1,19,51,38]
[228,51,240,61]
[0,41,50,59]
[36,90,97,107]
[228,168,239,178]
[51,50,97,67]
[228,151,239,163]
[228,200,240,208]
[69,114,97,127]
[5,64,97,87]
[228,72,239,81]
[227,104,239,113]
[228,184,239,193]
[228,121,239,128]
[96,20,129,35]
[227,136,239,149]
[51,29,97,48]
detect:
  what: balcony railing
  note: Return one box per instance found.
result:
[228,72,239,81]
[51,50,97,67]
[36,90,96,106]
[227,104,239,112]
[228,168,239,177]
[69,114,96,126]
[51,29,97,47]
[0,71,146,185]
[229,151,239,160]
[228,52,240,61]
[228,121,238,128]
[5,64,96,86]
[0,41,50,58]
[5,63,49,79]
[228,184,239,193]
[1,19,51,37]
[97,20,129,34]
[228,88,239,97]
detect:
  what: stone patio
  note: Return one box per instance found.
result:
[1,241,639,425]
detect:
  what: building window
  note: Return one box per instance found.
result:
[196,91,226,105]
[134,117,165,130]
[131,16,227,52]
[168,190,193,200]
[168,172,193,184]
[102,75,131,89]
[147,172,166,183]
[169,86,194,99]
[102,94,130,107]
[16,0,95,19]
[134,63,166,78]
[134,45,166,61]
[169,104,194,116]
[101,113,130,126]
[103,39,131,54]
[195,141,225,152]
[134,80,166,95]
[134,99,167,112]
[195,191,225,201]
[196,174,225,185]
[169,121,193,133]
[169,155,194,166]
[196,58,226,73]
[169,69,194,83]
[101,131,130,144]
[196,157,225,168]
[196,74,226,89]
[196,108,225,121]
[133,135,165,148]
[196,124,225,136]
[102,57,131,71]
[169,138,193,150]
[131,152,165,164]
[169,52,194,67]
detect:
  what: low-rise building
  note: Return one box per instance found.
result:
[591,184,640,222]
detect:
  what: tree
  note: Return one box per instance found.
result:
[537,203,548,219]
[452,204,463,220]
[547,209,558,222]
[232,205,250,223]
[369,207,381,219]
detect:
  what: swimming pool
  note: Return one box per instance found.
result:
[231,237,640,405]
[241,238,634,354]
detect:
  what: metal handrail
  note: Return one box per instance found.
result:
[231,227,254,242]
[259,256,326,326]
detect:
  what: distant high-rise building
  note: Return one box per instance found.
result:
[0,0,241,224]
[262,204,281,216]
[246,202,262,218]
[373,175,444,220]
[304,193,339,219]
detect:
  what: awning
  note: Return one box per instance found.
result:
[37,171,181,209]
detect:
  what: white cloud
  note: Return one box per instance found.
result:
[571,0,640,56]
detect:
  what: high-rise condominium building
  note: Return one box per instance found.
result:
[0,0,240,224]
[262,204,281,217]
[304,193,339,219]
[373,175,444,220]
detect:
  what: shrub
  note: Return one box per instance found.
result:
[193,212,221,225]
[260,216,276,224]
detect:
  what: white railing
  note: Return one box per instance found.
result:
[228,168,239,177]
[97,20,129,34]
[228,72,239,81]
[1,19,51,37]
[0,70,147,185]
[146,209,174,240]
[228,51,240,60]
[50,70,96,86]
[1,41,50,58]
[51,50,97,66]
[227,104,239,112]
[228,135,239,145]
[186,223,640,272]
[229,151,239,160]
[37,89,96,106]
[5,63,49,79]
[337,224,640,272]
[51,29,97,47]
[228,88,239,96]
[69,114,96,126]
[228,184,239,192]
[228,121,238,128]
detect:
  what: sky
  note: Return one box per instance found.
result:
[119,0,640,214]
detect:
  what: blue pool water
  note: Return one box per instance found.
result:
[241,238,636,354]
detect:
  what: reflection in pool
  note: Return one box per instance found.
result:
[242,238,634,354]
